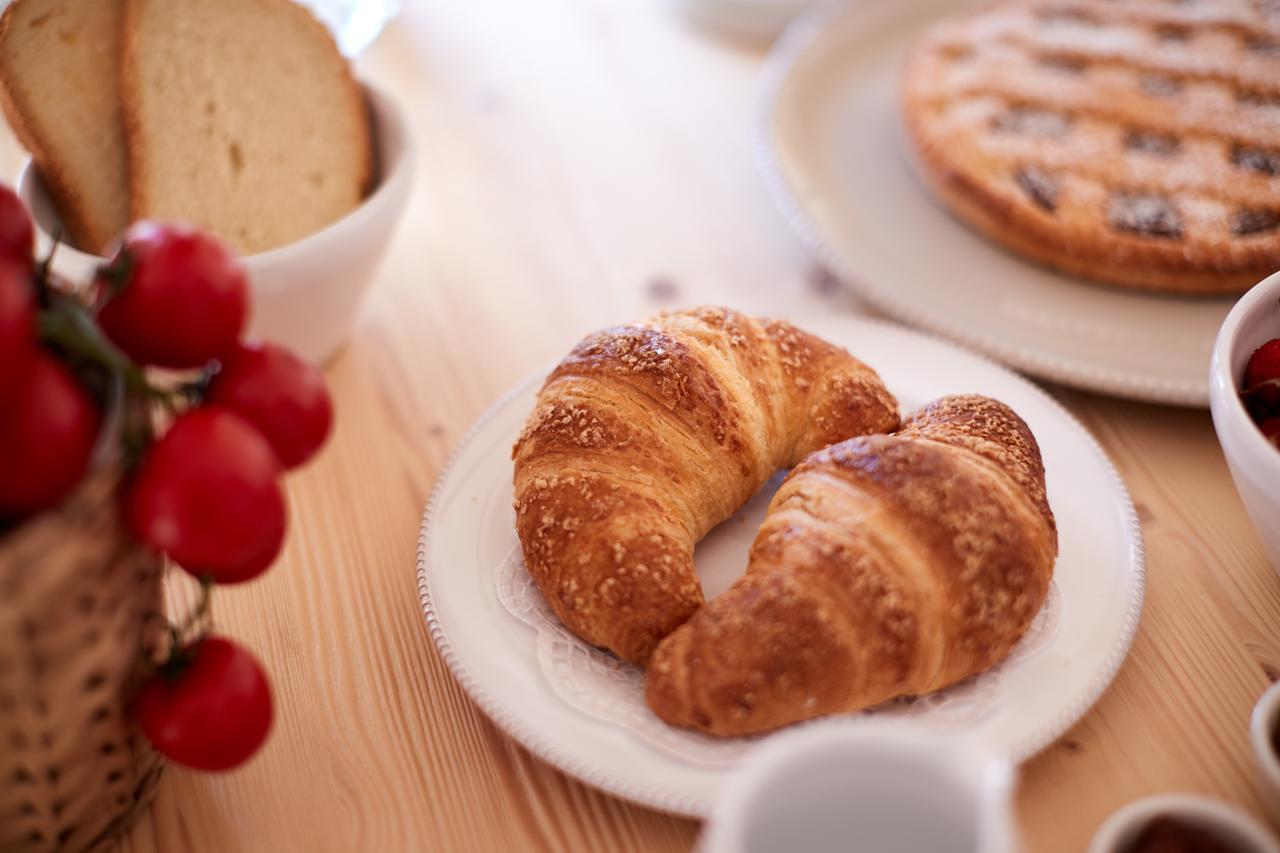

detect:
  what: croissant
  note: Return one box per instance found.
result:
[512,307,900,665]
[645,394,1057,735]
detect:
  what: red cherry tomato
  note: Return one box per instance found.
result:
[0,353,101,517]
[133,636,273,772]
[0,185,35,270]
[1245,338,1280,389]
[97,222,248,369]
[0,260,35,401]
[127,407,286,584]
[205,341,333,469]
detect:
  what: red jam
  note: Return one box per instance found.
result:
[1241,337,1280,448]
[1124,816,1242,853]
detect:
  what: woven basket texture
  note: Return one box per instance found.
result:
[0,472,164,852]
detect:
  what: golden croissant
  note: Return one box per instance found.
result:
[512,307,900,665]
[645,394,1057,735]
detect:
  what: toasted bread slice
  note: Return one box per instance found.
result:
[120,0,372,255]
[0,0,130,254]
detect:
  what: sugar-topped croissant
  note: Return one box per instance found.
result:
[512,307,900,665]
[645,395,1057,735]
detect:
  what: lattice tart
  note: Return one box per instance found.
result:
[901,0,1280,295]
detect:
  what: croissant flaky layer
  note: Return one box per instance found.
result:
[645,394,1058,736]
[512,307,900,665]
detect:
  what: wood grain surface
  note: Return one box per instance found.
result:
[4,1,1275,850]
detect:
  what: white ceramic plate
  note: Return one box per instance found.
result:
[757,0,1237,407]
[416,314,1145,817]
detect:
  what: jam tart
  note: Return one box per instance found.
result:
[901,0,1280,294]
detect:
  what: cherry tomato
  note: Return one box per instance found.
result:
[133,636,273,772]
[0,185,35,269]
[97,222,248,369]
[0,260,35,401]
[0,353,101,517]
[205,341,333,469]
[127,407,286,584]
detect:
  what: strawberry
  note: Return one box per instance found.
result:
[1244,338,1280,388]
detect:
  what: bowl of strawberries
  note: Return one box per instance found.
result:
[0,182,332,851]
[1211,270,1280,571]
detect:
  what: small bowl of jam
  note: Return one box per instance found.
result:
[1088,794,1279,853]
[1251,682,1280,821]
[1210,271,1280,571]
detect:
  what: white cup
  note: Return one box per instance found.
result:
[1089,794,1280,853]
[699,721,1019,853]
[1251,683,1280,822]
[667,0,815,42]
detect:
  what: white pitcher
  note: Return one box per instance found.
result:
[699,720,1020,853]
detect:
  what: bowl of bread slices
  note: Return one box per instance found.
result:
[0,0,415,365]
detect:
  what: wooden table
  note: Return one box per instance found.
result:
[12,1,1268,850]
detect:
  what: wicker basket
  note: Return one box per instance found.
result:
[0,472,165,853]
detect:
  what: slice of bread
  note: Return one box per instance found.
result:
[120,0,372,255]
[0,0,130,254]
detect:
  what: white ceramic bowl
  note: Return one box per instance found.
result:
[1089,794,1280,853]
[1209,271,1280,571]
[698,720,1019,853]
[1251,683,1280,821]
[16,79,415,366]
